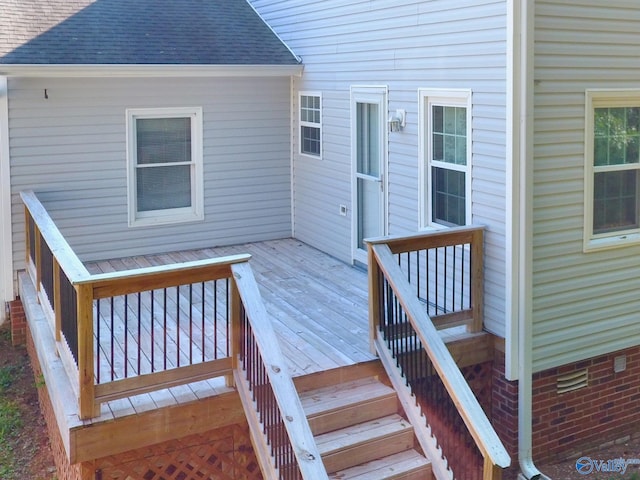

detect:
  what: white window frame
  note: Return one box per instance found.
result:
[126,106,204,227]
[418,89,472,230]
[584,90,640,252]
[299,91,322,159]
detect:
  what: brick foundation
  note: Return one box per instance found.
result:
[9,298,27,346]
[492,345,640,465]
[21,296,262,480]
[531,347,640,462]
[26,316,84,480]
[491,353,519,461]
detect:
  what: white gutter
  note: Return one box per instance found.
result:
[514,0,549,479]
[0,76,14,324]
[0,64,304,78]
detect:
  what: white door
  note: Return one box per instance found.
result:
[351,86,387,264]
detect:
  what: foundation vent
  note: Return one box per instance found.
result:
[557,368,588,394]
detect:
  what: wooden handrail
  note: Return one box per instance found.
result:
[21,190,89,282]
[369,240,510,477]
[76,254,251,297]
[231,262,328,480]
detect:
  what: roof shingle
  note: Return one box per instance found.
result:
[0,0,300,65]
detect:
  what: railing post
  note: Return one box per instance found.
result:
[367,243,382,355]
[76,282,98,419]
[34,224,42,300]
[53,259,62,342]
[483,457,502,480]
[228,271,242,388]
[470,228,484,333]
[24,207,31,269]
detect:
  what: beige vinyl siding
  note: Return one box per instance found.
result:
[9,76,292,267]
[251,0,509,336]
[532,0,640,371]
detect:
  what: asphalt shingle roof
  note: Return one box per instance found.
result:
[0,0,300,65]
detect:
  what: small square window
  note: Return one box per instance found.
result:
[300,93,322,158]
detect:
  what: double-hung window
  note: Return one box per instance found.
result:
[419,89,472,229]
[127,107,203,227]
[299,92,322,158]
[585,91,640,250]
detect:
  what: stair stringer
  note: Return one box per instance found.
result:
[375,336,454,480]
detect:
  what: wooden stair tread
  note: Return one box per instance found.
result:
[300,377,395,416]
[317,414,417,474]
[329,449,432,480]
[315,414,412,455]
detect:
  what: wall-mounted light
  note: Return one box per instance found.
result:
[388,109,406,132]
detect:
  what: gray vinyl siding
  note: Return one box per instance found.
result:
[252,0,509,336]
[9,76,292,267]
[532,1,640,371]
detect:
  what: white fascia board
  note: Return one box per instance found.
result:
[0,64,304,78]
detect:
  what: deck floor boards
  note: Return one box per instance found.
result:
[82,238,374,421]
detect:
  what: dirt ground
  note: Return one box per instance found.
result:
[3,319,640,480]
[0,323,56,480]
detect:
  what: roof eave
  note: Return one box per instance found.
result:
[0,64,304,78]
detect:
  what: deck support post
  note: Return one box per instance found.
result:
[53,259,62,342]
[470,228,484,333]
[483,457,502,480]
[77,282,98,419]
[227,276,241,388]
[367,244,381,355]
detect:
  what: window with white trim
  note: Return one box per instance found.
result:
[299,92,322,158]
[127,107,203,227]
[585,91,640,250]
[419,90,472,229]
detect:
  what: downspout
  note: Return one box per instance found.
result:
[0,76,14,325]
[514,1,549,479]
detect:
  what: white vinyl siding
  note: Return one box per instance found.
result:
[251,0,509,336]
[533,0,640,371]
[8,76,292,266]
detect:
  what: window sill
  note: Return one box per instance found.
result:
[129,210,204,228]
[584,232,640,252]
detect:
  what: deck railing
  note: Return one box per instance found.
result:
[22,191,247,418]
[22,190,326,479]
[232,262,327,480]
[367,227,510,480]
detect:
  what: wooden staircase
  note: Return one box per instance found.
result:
[299,375,433,479]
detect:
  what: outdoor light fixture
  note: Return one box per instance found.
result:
[388,109,406,132]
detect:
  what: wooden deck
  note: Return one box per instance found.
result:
[80,238,374,420]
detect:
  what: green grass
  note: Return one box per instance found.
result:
[0,363,23,479]
[0,365,18,391]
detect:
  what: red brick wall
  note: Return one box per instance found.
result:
[26,317,84,480]
[491,346,640,464]
[531,348,640,462]
[491,352,519,462]
[9,298,27,347]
